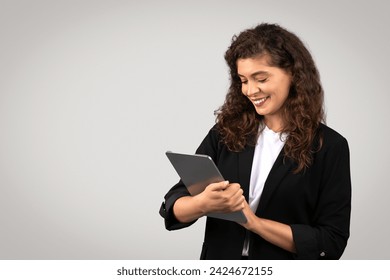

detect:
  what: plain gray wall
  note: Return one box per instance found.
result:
[0,0,389,259]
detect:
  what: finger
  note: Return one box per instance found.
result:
[221,192,245,212]
[225,188,243,204]
[224,183,243,197]
[207,180,229,191]
[225,183,241,192]
[232,194,245,210]
[225,196,245,212]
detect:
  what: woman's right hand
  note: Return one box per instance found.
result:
[173,181,245,223]
[196,181,245,214]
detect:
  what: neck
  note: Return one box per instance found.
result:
[263,115,284,132]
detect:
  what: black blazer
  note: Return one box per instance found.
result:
[160,123,351,260]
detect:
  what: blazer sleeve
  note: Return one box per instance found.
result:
[159,125,220,231]
[290,136,352,259]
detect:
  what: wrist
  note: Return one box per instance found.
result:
[245,214,261,232]
[192,194,208,216]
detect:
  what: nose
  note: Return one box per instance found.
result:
[246,81,260,97]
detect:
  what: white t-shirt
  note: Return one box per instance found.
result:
[242,125,286,256]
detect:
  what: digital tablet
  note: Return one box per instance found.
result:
[165,151,247,223]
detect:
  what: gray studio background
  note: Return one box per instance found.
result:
[0,0,389,259]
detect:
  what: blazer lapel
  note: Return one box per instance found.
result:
[238,145,255,201]
[256,149,295,215]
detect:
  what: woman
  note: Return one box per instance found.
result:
[159,23,351,260]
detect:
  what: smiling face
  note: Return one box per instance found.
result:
[237,55,292,131]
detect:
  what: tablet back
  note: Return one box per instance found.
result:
[165,151,224,195]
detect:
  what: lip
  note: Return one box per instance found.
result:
[250,96,269,107]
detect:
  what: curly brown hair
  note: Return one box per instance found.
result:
[216,23,325,173]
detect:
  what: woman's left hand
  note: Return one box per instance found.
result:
[239,200,258,231]
[238,200,296,253]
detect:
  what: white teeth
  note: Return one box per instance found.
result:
[253,97,267,105]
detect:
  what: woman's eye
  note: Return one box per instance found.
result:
[241,80,248,84]
[258,78,267,83]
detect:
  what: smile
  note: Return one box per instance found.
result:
[251,97,269,106]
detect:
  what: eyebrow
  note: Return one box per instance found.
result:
[238,71,269,78]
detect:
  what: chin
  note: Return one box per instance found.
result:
[255,108,267,116]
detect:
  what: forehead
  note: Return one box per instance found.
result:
[236,55,291,78]
[236,55,273,75]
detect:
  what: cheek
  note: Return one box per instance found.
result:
[279,86,290,99]
[270,83,290,100]
[274,91,290,107]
